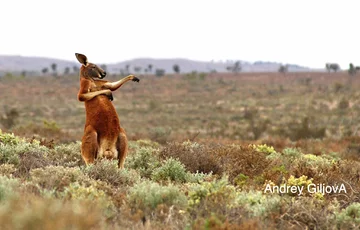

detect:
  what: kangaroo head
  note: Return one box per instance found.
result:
[75,53,106,79]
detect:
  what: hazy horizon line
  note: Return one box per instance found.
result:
[0,53,317,68]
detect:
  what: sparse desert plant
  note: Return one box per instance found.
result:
[83,159,140,187]
[127,180,187,214]
[188,176,236,207]
[0,164,16,177]
[151,157,188,183]
[187,176,238,219]
[43,119,60,132]
[0,132,49,167]
[149,127,172,144]
[0,108,19,129]
[126,146,160,178]
[279,196,338,229]
[160,141,222,175]
[50,141,82,167]
[61,182,116,217]
[233,173,249,187]
[336,202,360,227]
[0,130,22,145]
[30,166,90,192]
[234,190,281,217]
[251,143,277,154]
[0,176,20,202]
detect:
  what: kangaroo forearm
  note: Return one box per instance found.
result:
[78,90,109,102]
[104,75,135,91]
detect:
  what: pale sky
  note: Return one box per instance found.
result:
[1,0,358,68]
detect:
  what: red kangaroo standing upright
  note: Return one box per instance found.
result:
[75,53,139,168]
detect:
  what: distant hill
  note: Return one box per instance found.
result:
[0,55,311,76]
[0,56,76,73]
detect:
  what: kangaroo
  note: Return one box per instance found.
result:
[75,53,139,168]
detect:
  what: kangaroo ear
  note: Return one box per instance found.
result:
[75,53,88,66]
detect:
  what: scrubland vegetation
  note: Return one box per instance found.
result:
[0,72,360,229]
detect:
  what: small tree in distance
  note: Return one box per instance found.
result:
[155,69,165,77]
[51,63,57,77]
[173,64,180,74]
[64,67,70,76]
[227,60,241,73]
[42,67,49,76]
[348,63,356,76]
[325,63,340,73]
[278,64,288,74]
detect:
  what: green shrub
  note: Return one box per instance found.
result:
[17,151,52,177]
[282,147,303,158]
[0,164,16,176]
[0,176,20,202]
[0,145,21,165]
[50,141,82,167]
[0,131,49,167]
[30,166,90,192]
[62,182,116,217]
[127,180,187,213]
[126,147,160,178]
[234,190,281,217]
[0,130,21,145]
[233,173,249,187]
[336,203,360,227]
[187,171,213,184]
[251,144,276,154]
[188,176,237,209]
[301,154,337,169]
[151,157,188,183]
[84,159,140,187]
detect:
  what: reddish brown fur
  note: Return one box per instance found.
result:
[75,53,139,168]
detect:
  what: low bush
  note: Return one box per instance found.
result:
[126,146,160,178]
[0,176,20,202]
[127,180,187,215]
[0,197,104,230]
[151,157,189,183]
[30,166,90,192]
[83,159,140,187]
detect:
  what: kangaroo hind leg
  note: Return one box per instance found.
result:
[81,126,98,165]
[117,127,128,169]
